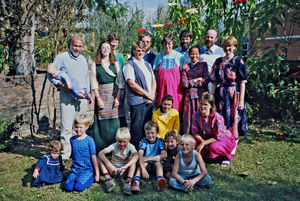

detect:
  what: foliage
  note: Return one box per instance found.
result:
[0,42,9,74]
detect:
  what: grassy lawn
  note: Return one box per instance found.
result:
[0,122,299,201]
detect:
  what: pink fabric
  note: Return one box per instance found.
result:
[192,112,236,161]
[156,61,183,113]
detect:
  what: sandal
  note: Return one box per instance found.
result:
[220,160,230,167]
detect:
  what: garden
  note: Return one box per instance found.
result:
[0,0,299,200]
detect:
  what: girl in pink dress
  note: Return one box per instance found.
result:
[153,32,185,113]
[191,92,236,167]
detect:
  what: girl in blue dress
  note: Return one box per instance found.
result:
[32,140,64,187]
[64,115,100,192]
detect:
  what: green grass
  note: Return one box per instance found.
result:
[0,123,299,201]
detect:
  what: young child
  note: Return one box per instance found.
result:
[164,130,181,179]
[169,134,211,192]
[132,121,167,193]
[47,63,91,103]
[152,94,180,140]
[32,140,64,187]
[98,127,138,195]
[64,114,100,192]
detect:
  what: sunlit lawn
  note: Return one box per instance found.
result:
[0,122,299,201]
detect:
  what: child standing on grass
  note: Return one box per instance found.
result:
[98,127,138,195]
[169,134,211,192]
[64,115,99,192]
[132,121,167,193]
[32,140,64,187]
[152,94,180,140]
[164,130,181,179]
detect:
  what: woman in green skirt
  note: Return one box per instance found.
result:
[90,41,124,152]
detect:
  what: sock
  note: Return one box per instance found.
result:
[104,173,111,181]
[125,177,132,184]
[133,176,141,184]
[156,175,163,181]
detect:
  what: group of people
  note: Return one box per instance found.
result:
[33,28,248,194]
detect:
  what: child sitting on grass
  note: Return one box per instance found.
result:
[47,63,91,103]
[64,115,99,192]
[164,130,181,179]
[32,140,64,187]
[169,134,211,192]
[98,127,138,195]
[132,121,167,193]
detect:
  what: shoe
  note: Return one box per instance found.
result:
[123,183,132,195]
[157,178,167,192]
[105,179,116,192]
[131,181,140,193]
[220,160,230,167]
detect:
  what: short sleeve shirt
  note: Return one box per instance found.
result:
[104,142,137,166]
[139,137,166,157]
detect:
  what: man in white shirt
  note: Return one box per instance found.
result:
[199,29,225,92]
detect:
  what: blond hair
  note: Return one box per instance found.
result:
[115,127,131,141]
[74,114,90,127]
[48,140,63,152]
[180,134,195,145]
[165,130,181,142]
[221,36,238,52]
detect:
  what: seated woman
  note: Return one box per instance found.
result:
[191,92,236,167]
[152,94,180,140]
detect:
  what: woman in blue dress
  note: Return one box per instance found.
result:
[211,36,248,155]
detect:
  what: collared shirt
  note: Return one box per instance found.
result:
[174,46,191,63]
[199,45,225,72]
[104,142,137,167]
[53,50,90,92]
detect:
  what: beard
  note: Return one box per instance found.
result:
[181,43,189,51]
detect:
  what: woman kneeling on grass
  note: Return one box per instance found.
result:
[191,92,236,167]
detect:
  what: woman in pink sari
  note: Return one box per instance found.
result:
[191,92,236,167]
[153,32,185,113]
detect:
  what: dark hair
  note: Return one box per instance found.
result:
[161,32,176,46]
[200,92,217,113]
[107,33,120,42]
[189,46,200,55]
[144,121,159,133]
[139,33,152,41]
[179,30,193,40]
[95,41,116,65]
[159,94,173,111]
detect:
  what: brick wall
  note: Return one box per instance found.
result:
[0,73,60,133]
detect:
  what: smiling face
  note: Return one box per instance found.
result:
[50,151,60,160]
[100,42,111,57]
[200,99,212,117]
[189,47,200,64]
[145,127,157,143]
[161,100,173,114]
[117,138,129,151]
[163,41,174,54]
[180,36,192,51]
[141,35,152,52]
[133,47,145,61]
[179,140,194,155]
[223,44,237,57]
[205,30,218,49]
[110,39,119,51]
[166,136,178,150]
[70,37,83,57]
[74,123,88,138]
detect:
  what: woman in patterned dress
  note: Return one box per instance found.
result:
[91,41,124,152]
[191,92,236,166]
[153,32,185,113]
[210,36,248,154]
[182,46,209,134]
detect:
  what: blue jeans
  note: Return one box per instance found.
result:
[169,174,211,191]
